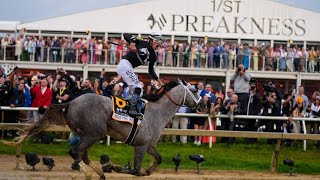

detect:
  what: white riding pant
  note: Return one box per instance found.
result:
[117,59,142,94]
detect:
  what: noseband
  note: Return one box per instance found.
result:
[164,83,202,106]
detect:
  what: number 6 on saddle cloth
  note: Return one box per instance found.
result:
[111,96,148,144]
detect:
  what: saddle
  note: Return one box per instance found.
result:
[111,96,148,145]
[111,96,147,124]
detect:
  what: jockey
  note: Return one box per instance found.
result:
[116,32,164,117]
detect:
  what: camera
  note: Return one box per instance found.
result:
[56,68,65,75]
[264,81,275,93]
[76,75,81,81]
[237,67,242,72]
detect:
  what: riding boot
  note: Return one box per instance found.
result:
[128,88,142,117]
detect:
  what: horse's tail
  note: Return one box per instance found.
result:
[2,103,70,147]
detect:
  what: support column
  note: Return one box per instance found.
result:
[88,31,91,40]
[188,36,191,44]
[83,64,88,80]
[303,41,307,50]
[171,35,175,44]
[104,32,108,42]
[254,39,257,46]
[287,41,290,48]
[271,39,274,48]
[296,73,301,89]
[237,38,241,45]
[225,70,231,97]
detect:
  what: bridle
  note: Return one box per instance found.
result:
[164,82,202,107]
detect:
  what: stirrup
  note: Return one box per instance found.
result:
[129,111,143,119]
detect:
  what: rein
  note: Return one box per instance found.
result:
[165,91,180,106]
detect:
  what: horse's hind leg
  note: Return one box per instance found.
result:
[143,146,162,176]
[131,145,148,176]
[82,150,105,180]
[71,137,102,180]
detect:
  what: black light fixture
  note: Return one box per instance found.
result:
[189,154,205,174]
[42,157,55,171]
[283,158,294,176]
[100,155,112,173]
[25,152,40,171]
[172,153,181,173]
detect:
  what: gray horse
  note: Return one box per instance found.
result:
[6,79,201,180]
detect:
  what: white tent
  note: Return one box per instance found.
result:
[0,21,20,31]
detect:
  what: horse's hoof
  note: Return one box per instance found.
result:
[142,171,151,176]
[84,173,92,180]
[130,170,141,176]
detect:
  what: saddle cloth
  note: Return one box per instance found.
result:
[111,96,148,124]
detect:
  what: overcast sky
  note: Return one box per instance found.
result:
[0,0,319,22]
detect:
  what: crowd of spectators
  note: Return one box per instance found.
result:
[170,64,320,147]
[0,67,319,147]
[1,33,320,73]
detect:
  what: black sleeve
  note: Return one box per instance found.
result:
[99,77,103,91]
[65,74,75,90]
[234,103,243,115]
[123,33,137,44]
[221,101,229,114]
[148,53,159,80]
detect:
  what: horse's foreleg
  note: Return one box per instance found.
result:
[143,146,162,176]
[132,145,148,176]
[82,151,106,180]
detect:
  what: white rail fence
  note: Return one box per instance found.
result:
[1,106,320,150]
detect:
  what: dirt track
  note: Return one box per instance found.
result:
[0,154,319,180]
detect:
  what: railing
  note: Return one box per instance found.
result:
[1,106,320,150]
[1,45,320,73]
[1,106,320,173]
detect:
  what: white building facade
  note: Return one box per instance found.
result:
[15,0,320,48]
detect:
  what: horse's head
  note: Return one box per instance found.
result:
[176,79,202,108]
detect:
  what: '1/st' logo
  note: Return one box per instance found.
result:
[147,14,167,30]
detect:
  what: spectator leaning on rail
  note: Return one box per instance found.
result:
[172,106,189,144]
[245,79,261,144]
[261,91,280,144]
[220,94,242,144]
[30,78,52,122]
[230,63,251,115]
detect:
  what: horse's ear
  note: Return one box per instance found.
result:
[177,78,182,84]
[181,79,188,86]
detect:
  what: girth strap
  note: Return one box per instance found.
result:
[124,118,140,145]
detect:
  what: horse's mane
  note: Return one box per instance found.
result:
[142,80,179,102]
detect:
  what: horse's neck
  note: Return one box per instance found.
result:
[150,94,180,128]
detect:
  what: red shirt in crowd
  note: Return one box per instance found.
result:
[31,85,52,108]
